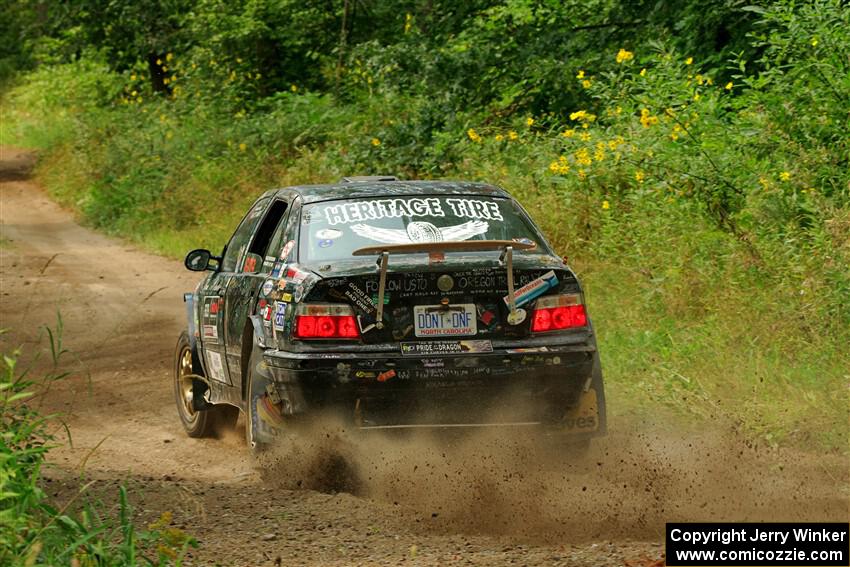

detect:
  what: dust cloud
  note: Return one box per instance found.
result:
[257,415,848,543]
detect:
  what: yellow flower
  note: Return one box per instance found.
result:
[575,148,592,166]
[635,170,645,183]
[692,92,700,101]
[371,137,381,147]
[495,133,504,141]
[290,84,298,92]
[156,58,162,65]
[580,132,591,142]
[163,77,170,85]
[166,53,174,62]
[236,57,243,64]
[136,96,143,103]
[166,131,173,139]
[130,74,137,81]
[759,177,770,189]
[526,117,535,126]
[508,130,518,140]
[577,169,587,180]
[639,108,658,128]
[602,200,610,210]
[561,129,575,138]
[725,82,733,90]
[131,90,137,97]
[548,160,570,175]
[467,128,481,142]
[616,48,634,64]
[685,57,693,65]
[582,79,592,89]
[811,37,818,47]
[639,68,647,77]
[779,171,791,181]
[576,70,585,79]
[239,143,247,152]
[404,13,413,33]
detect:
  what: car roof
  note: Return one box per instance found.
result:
[264,180,513,204]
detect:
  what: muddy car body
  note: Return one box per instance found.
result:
[175,178,606,450]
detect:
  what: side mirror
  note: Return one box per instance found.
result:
[185,249,216,271]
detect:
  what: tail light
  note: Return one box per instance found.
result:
[293,304,360,339]
[531,294,587,333]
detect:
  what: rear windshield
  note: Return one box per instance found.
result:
[299,196,543,262]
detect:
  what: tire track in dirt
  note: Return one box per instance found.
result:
[1,146,846,566]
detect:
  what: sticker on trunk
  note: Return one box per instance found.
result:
[503,270,558,308]
[400,340,493,356]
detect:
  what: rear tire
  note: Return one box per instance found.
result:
[174,331,238,438]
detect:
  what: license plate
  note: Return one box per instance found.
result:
[413,304,477,337]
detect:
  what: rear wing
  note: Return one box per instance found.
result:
[352,240,536,329]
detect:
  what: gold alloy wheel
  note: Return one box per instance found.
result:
[178,347,197,420]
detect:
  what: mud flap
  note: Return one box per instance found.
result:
[562,350,607,437]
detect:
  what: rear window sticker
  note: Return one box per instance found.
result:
[318,239,334,248]
[350,220,489,244]
[316,228,343,239]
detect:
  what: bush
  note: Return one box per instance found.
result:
[0,322,197,565]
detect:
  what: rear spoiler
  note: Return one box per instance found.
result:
[352,240,535,329]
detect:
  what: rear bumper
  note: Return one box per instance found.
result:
[261,338,606,436]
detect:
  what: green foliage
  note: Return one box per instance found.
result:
[0,320,197,565]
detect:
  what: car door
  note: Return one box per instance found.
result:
[198,196,272,395]
[223,196,292,383]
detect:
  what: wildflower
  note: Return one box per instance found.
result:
[526,117,535,127]
[811,37,818,47]
[548,160,570,175]
[561,129,575,138]
[696,74,703,85]
[725,82,733,90]
[779,171,791,181]
[635,170,645,183]
[582,79,592,89]
[136,97,143,103]
[639,68,647,77]
[758,177,770,189]
[166,131,173,139]
[705,77,713,85]
[508,130,518,140]
[602,200,610,210]
[576,70,585,79]
[290,84,298,92]
[404,13,413,33]
[130,74,137,81]
[131,90,137,97]
[156,58,162,65]
[467,128,481,142]
[685,57,693,65]
[616,48,634,63]
[692,92,700,101]
[575,148,592,166]
[569,110,596,123]
[371,137,381,147]
[163,78,170,85]
[580,132,591,142]
[670,124,683,140]
[639,108,658,128]
[495,133,504,142]
[239,143,247,152]
[577,169,587,180]
[236,57,243,64]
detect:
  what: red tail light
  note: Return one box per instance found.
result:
[293,304,360,339]
[531,295,587,332]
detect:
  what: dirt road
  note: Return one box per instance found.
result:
[1,146,846,566]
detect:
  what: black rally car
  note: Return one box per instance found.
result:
[175,177,606,451]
